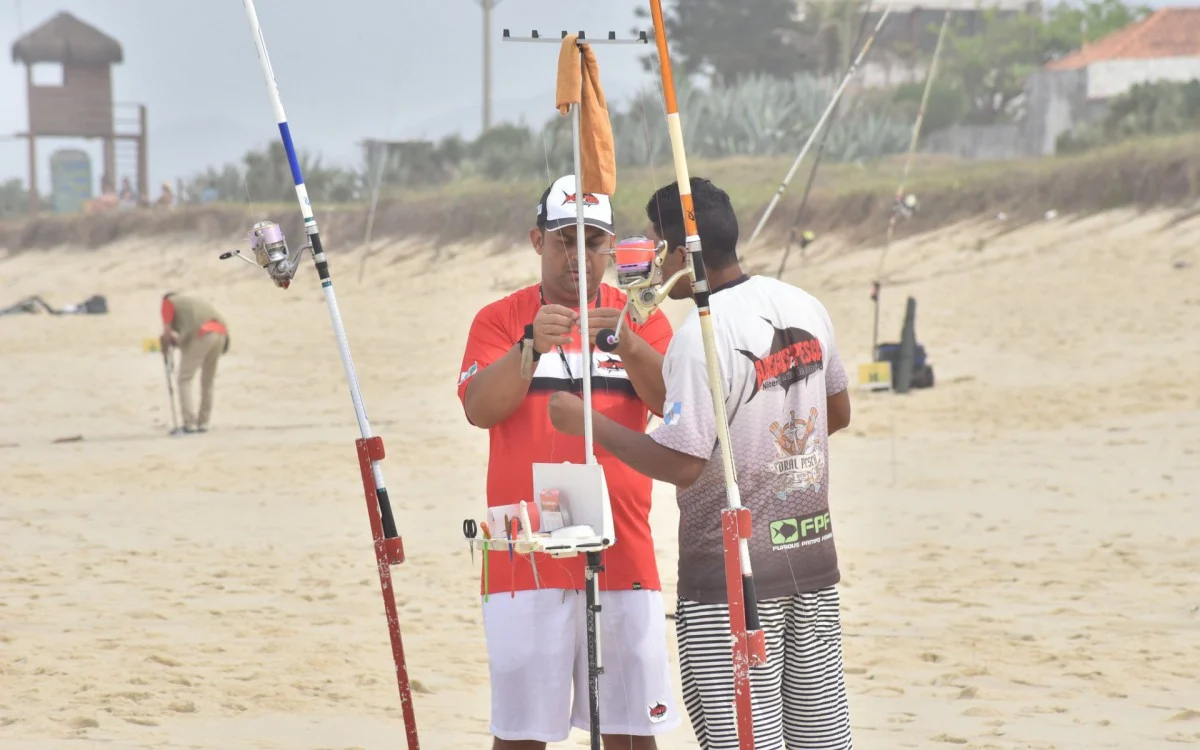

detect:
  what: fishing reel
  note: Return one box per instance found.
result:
[595,235,690,354]
[789,228,816,250]
[894,193,919,220]
[218,220,308,289]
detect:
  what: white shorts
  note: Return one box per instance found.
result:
[482,588,682,742]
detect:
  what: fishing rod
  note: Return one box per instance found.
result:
[646,2,766,747]
[773,0,882,280]
[744,1,895,255]
[223,2,420,747]
[872,9,951,362]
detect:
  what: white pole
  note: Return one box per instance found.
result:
[571,99,595,465]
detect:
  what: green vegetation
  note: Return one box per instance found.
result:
[174,0,1168,207]
[181,73,914,206]
[1058,80,1200,153]
[0,178,28,220]
[929,0,1151,126]
[7,131,1200,254]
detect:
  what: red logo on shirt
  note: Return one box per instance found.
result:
[736,322,824,402]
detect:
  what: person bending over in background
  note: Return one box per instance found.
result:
[161,292,229,434]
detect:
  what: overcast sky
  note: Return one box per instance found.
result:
[0,0,654,195]
[0,1,1183,199]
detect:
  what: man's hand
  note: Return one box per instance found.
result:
[534,304,578,353]
[548,392,586,436]
[160,330,179,350]
[586,307,626,348]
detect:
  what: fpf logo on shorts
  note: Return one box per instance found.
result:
[647,701,668,723]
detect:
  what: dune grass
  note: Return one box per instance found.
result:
[4,132,1200,253]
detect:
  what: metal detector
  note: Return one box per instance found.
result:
[161,347,182,435]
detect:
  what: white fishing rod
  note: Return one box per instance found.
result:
[229,0,396,536]
[744,2,895,254]
[223,2,420,746]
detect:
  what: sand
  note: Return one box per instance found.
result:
[1,208,1198,749]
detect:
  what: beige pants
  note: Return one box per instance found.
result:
[178,333,225,429]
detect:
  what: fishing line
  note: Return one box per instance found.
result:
[745,1,896,255]
[875,9,951,283]
[871,9,951,359]
[772,0,877,280]
[358,48,414,285]
[541,128,554,186]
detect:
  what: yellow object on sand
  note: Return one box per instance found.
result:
[857,361,892,391]
[556,35,616,197]
[142,337,162,353]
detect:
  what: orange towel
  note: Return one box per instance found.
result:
[556,35,616,196]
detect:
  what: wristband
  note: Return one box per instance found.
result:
[519,323,540,379]
[520,324,542,362]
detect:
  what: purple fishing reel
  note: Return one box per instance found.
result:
[218,220,307,289]
[596,235,689,354]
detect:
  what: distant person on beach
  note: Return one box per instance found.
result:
[455,173,681,748]
[161,292,229,434]
[157,181,174,209]
[118,177,136,208]
[549,177,855,749]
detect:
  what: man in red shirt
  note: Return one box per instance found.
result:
[457,174,681,748]
[160,292,229,434]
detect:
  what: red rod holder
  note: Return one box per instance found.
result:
[722,506,766,749]
[355,437,420,749]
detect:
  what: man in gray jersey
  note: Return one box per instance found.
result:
[549,177,853,749]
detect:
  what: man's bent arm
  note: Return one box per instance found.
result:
[616,333,666,415]
[593,411,706,488]
[463,344,533,429]
[827,388,851,435]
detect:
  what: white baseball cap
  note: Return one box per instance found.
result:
[536,174,615,235]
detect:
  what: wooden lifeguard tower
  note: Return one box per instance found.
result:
[11,11,148,215]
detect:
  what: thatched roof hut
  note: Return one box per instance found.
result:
[11,12,123,66]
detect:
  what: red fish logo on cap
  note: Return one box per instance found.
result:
[562,191,600,207]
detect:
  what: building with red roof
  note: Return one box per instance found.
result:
[1044,6,1200,100]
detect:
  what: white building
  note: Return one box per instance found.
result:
[1044,7,1200,100]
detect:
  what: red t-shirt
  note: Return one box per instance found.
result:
[457,283,673,595]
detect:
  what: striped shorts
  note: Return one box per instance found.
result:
[675,586,852,750]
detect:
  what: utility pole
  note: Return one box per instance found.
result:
[476,0,504,133]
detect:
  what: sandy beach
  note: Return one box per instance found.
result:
[1,208,1198,749]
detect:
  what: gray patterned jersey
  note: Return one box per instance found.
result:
[650,275,849,604]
